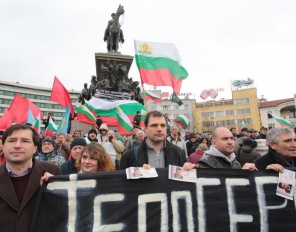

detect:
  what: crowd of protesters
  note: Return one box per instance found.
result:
[1,110,296,231]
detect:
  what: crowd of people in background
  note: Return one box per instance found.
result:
[0,110,296,231]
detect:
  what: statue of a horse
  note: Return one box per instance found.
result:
[108,5,124,52]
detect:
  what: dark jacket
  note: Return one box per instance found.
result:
[256,133,267,139]
[186,140,200,157]
[120,139,187,169]
[0,159,61,232]
[60,158,78,175]
[199,153,242,169]
[255,147,296,170]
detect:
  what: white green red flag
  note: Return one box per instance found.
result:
[140,109,147,128]
[76,102,97,126]
[271,114,295,129]
[33,113,41,134]
[116,105,133,134]
[174,115,189,129]
[143,90,162,103]
[45,116,57,136]
[238,121,246,131]
[84,98,146,127]
[134,40,188,94]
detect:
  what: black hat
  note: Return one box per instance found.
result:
[241,128,249,133]
[189,133,197,139]
[88,128,97,136]
[242,138,257,148]
[249,128,257,133]
[70,138,87,150]
[42,138,55,147]
[133,125,142,130]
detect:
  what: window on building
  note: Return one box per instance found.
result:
[173,105,179,110]
[201,112,214,118]
[162,106,169,111]
[267,111,273,119]
[236,108,251,115]
[234,98,250,105]
[215,111,224,117]
[268,123,275,129]
[202,121,215,127]
[216,120,226,126]
[225,110,235,116]
[184,104,189,110]
[225,119,236,125]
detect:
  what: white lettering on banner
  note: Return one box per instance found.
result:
[138,193,168,232]
[225,178,253,232]
[93,194,125,232]
[171,191,194,232]
[196,178,221,232]
[255,177,287,232]
[46,174,96,232]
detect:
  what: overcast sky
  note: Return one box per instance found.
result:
[1,0,295,102]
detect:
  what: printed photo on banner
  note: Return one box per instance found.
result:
[276,169,296,200]
[168,165,197,183]
[125,167,158,179]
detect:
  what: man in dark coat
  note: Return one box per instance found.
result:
[0,124,61,232]
[120,111,194,170]
[255,127,296,171]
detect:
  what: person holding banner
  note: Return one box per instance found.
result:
[255,127,296,171]
[0,124,61,232]
[120,111,196,170]
[198,127,258,170]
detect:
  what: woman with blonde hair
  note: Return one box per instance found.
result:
[76,143,115,173]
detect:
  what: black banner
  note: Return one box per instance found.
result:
[31,169,296,232]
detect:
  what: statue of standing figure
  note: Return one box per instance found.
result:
[103,5,125,52]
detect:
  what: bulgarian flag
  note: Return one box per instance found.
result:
[76,102,97,126]
[143,90,162,103]
[134,40,188,94]
[45,116,57,136]
[116,105,133,134]
[85,98,146,127]
[33,113,41,134]
[174,115,189,129]
[238,121,246,131]
[271,114,295,129]
[140,109,147,128]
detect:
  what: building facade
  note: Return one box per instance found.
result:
[194,88,261,133]
[145,90,196,134]
[0,80,80,127]
[259,98,296,129]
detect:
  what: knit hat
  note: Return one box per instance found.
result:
[70,138,87,150]
[88,128,97,136]
[42,138,55,147]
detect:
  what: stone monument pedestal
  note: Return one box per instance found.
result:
[95,52,134,78]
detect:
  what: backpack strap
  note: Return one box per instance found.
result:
[133,146,139,166]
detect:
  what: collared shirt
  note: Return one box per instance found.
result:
[146,140,165,168]
[6,161,33,177]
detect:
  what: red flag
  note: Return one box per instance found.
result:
[0,108,13,131]
[50,76,74,115]
[8,94,43,124]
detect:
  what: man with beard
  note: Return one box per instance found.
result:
[35,138,65,167]
[85,128,99,144]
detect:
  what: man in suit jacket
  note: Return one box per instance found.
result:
[0,124,61,232]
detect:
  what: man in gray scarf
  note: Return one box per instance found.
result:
[198,127,258,170]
